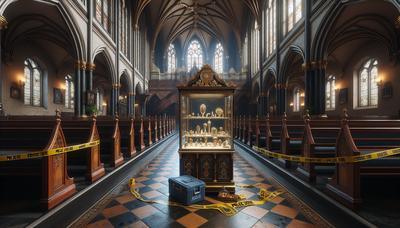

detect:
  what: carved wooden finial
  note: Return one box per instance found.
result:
[342,108,349,120]
[303,109,310,121]
[266,113,270,119]
[55,109,61,119]
[115,111,119,121]
[283,112,287,119]
[92,113,97,122]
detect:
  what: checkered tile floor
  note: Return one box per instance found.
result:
[80,139,321,228]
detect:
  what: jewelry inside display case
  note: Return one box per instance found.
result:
[178,65,235,193]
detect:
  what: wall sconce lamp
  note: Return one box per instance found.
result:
[376,75,384,86]
[300,92,305,97]
[289,102,294,107]
[301,103,305,107]
[102,102,107,107]
[18,74,26,88]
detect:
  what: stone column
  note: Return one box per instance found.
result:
[80,61,87,116]
[87,0,94,91]
[74,61,82,116]
[0,15,8,112]
[111,84,120,116]
[303,61,327,115]
[277,84,287,115]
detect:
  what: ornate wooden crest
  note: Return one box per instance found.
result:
[186,65,228,87]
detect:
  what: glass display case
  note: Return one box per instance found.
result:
[180,94,233,150]
[178,65,235,193]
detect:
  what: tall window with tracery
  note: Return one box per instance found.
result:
[358,59,378,107]
[24,58,42,106]
[293,88,301,112]
[252,21,260,74]
[266,0,276,56]
[283,0,302,35]
[326,75,336,110]
[65,75,74,109]
[119,0,128,56]
[243,34,248,70]
[186,40,203,71]
[214,43,224,73]
[95,0,113,35]
[167,43,176,73]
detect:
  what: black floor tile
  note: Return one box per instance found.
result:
[108,212,139,227]
[260,211,293,227]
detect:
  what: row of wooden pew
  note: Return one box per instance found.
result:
[0,112,176,210]
[234,113,400,209]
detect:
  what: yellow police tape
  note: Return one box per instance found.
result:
[0,140,100,162]
[129,178,283,217]
[253,146,400,163]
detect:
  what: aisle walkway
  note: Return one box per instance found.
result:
[76,139,326,227]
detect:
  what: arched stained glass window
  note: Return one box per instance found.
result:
[167,43,176,73]
[283,0,302,35]
[214,43,224,73]
[251,21,260,74]
[326,75,336,110]
[65,75,74,109]
[187,40,203,71]
[95,0,113,34]
[24,58,42,106]
[293,88,301,112]
[358,59,378,107]
[266,0,276,56]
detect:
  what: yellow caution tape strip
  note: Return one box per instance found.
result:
[253,146,400,164]
[0,140,100,162]
[129,178,283,217]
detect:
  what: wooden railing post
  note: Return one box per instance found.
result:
[154,115,158,142]
[242,115,247,143]
[148,116,152,146]
[247,115,252,146]
[255,115,260,147]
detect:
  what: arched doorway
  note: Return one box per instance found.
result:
[93,51,114,116]
[1,0,84,116]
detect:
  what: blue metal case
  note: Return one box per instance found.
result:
[168,175,205,205]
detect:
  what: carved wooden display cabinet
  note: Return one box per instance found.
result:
[178,65,235,193]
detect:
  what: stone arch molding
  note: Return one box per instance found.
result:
[92,47,117,84]
[1,0,86,61]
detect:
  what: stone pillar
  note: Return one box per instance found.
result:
[80,61,87,116]
[303,61,327,115]
[111,84,120,116]
[0,16,8,111]
[74,61,82,116]
[87,0,94,91]
[86,63,95,91]
[258,17,265,117]
[277,84,287,115]
[128,92,134,116]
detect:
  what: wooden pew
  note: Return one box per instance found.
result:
[96,116,124,168]
[298,115,340,182]
[326,112,400,209]
[0,113,76,210]
[158,115,163,140]
[62,116,105,183]
[267,116,282,152]
[134,117,145,151]
[234,116,239,139]
[154,116,159,143]
[119,116,136,158]
[247,116,254,147]
[280,114,304,167]
[143,117,153,147]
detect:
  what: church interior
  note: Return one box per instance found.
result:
[1,0,400,227]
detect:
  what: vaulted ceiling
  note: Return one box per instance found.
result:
[133,0,262,53]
